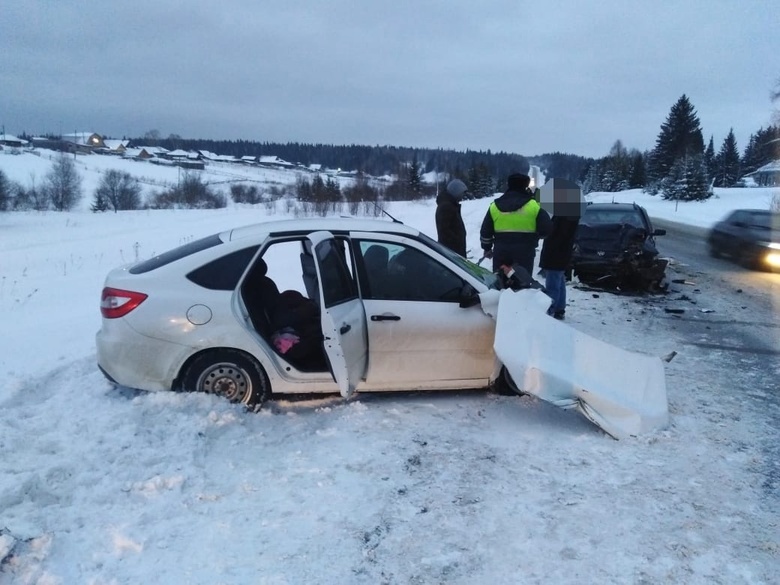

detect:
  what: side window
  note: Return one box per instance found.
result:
[730,211,746,225]
[315,239,357,308]
[187,246,259,290]
[358,240,465,302]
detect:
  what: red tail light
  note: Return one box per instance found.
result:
[101,287,148,319]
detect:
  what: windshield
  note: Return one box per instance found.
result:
[417,232,501,289]
[583,208,646,229]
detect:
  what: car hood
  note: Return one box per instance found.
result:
[480,288,669,439]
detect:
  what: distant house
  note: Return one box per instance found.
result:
[102,139,129,154]
[241,156,257,165]
[61,132,105,151]
[258,155,295,169]
[165,149,201,161]
[176,159,205,171]
[744,160,780,187]
[0,133,29,148]
[122,146,167,160]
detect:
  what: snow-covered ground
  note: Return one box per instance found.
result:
[1,151,778,583]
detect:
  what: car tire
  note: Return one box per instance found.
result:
[181,349,270,406]
[491,366,526,397]
[707,240,722,258]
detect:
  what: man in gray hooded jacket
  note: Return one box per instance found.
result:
[435,179,468,256]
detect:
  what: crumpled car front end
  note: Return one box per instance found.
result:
[572,223,667,291]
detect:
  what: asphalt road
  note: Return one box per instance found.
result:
[649,217,779,497]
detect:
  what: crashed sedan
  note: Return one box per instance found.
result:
[97,217,668,438]
[572,202,668,292]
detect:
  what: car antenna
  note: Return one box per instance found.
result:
[373,202,403,223]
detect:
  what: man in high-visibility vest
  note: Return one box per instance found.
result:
[480,172,552,273]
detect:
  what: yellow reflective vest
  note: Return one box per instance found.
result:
[488,199,541,233]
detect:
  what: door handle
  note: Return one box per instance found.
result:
[340,323,351,334]
[370,314,401,321]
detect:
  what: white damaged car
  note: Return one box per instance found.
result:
[97,218,668,438]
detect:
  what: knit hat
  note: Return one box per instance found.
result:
[446,179,468,200]
[507,173,531,191]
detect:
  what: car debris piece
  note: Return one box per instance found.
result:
[491,288,669,439]
[661,351,678,363]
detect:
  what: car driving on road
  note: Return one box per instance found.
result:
[97,218,507,406]
[707,209,780,271]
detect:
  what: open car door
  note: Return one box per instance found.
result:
[307,231,368,398]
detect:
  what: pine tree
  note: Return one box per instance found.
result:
[407,157,423,195]
[628,151,647,188]
[647,94,705,187]
[714,129,740,187]
[662,155,710,201]
[741,131,762,175]
[704,137,717,178]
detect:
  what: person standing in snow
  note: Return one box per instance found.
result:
[538,177,585,320]
[480,173,552,273]
[435,179,468,256]
[539,214,580,320]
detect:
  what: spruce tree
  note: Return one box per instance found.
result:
[628,151,647,188]
[714,129,740,187]
[704,137,717,178]
[407,157,423,196]
[647,94,705,188]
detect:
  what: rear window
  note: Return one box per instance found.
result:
[129,234,222,274]
[187,246,260,290]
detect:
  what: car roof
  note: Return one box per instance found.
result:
[731,209,775,215]
[223,217,422,242]
[585,203,642,212]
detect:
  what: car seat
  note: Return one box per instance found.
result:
[362,245,389,298]
[242,258,281,337]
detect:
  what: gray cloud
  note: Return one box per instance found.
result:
[1,0,777,158]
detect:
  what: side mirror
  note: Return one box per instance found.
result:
[459,283,480,308]
[653,228,666,236]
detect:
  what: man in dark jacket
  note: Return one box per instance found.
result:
[539,215,580,319]
[480,173,552,273]
[538,177,584,320]
[435,179,468,256]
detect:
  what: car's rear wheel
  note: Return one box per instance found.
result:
[181,349,270,406]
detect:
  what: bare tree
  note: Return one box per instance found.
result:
[45,153,82,211]
[26,171,49,210]
[0,169,10,211]
[93,170,142,212]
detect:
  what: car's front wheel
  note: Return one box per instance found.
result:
[181,349,270,406]
[491,366,526,396]
[707,239,722,258]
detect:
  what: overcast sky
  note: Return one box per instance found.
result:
[1,1,777,159]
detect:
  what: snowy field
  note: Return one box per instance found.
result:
[0,151,778,583]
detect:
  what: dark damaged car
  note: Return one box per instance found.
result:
[571,202,668,292]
